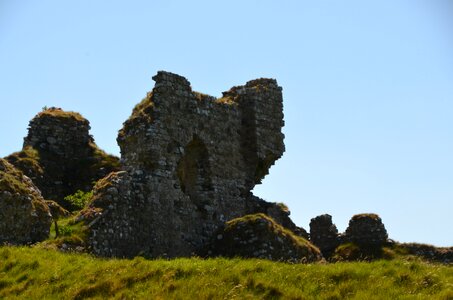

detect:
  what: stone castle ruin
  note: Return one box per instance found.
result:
[1,71,451,263]
[81,71,305,258]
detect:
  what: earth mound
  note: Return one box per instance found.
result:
[208,213,322,263]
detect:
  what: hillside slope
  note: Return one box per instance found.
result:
[0,247,452,299]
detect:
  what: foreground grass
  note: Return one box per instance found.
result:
[0,247,452,299]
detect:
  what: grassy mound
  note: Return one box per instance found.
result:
[0,246,452,299]
[332,242,393,262]
[210,213,321,263]
[331,242,453,264]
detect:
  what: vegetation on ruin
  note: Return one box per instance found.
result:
[71,143,120,196]
[276,202,290,213]
[93,172,118,192]
[5,146,44,179]
[0,160,30,195]
[331,242,397,262]
[350,213,381,221]
[118,92,154,141]
[130,93,154,119]
[37,107,86,123]
[39,216,88,251]
[64,190,93,211]
[193,91,213,102]
[0,160,46,218]
[215,94,237,105]
[224,213,318,254]
[193,90,237,106]
[123,92,154,126]
[6,142,119,211]
[0,246,452,299]
[71,143,121,182]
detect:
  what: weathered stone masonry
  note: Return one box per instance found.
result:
[83,71,303,258]
[6,108,120,209]
[0,158,51,244]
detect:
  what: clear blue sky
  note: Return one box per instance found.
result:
[1,1,452,246]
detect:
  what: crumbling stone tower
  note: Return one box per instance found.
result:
[83,71,296,257]
[6,108,120,208]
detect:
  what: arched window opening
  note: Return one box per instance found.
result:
[177,136,212,212]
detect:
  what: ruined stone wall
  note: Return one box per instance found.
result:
[309,214,340,257]
[0,158,51,244]
[24,109,93,160]
[344,213,388,246]
[83,71,295,257]
[6,108,120,208]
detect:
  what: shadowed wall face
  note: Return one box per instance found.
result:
[177,136,213,214]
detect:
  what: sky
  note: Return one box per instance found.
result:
[1,1,452,246]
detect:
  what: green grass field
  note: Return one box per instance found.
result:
[0,246,452,299]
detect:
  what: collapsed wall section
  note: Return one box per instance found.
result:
[0,158,52,244]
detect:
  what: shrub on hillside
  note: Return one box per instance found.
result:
[64,190,93,211]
